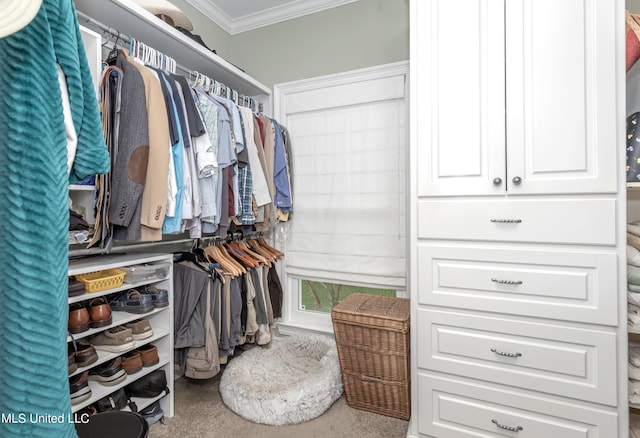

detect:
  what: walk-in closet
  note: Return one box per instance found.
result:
[2,0,637,437]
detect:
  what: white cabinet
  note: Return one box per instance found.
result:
[418,373,619,438]
[415,0,618,197]
[417,308,617,406]
[409,1,626,437]
[68,253,174,417]
[417,243,618,325]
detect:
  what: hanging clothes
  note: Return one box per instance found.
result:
[271,118,293,213]
[122,51,170,242]
[111,50,149,241]
[92,36,294,244]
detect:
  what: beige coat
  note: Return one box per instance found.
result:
[124,51,170,241]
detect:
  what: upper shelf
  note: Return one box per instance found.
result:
[73,0,270,97]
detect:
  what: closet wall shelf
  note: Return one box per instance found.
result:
[66,309,168,343]
[628,182,640,189]
[71,356,170,413]
[69,327,169,378]
[69,184,95,191]
[68,253,174,417]
[68,275,170,305]
[69,253,171,276]
[73,0,270,98]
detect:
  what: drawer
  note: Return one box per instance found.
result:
[418,243,618,325]
[417,198,616,245]
[417,373,618,438]
[417,309,616,406]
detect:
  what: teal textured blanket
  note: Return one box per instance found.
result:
[0,1,109,436]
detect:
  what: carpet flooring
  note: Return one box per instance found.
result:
[149,372,410,438]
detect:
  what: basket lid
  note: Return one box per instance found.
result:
[332,293,410,326]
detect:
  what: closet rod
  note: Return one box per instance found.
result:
[69,238,194,258]
[75,10,260,112]
[76,11,190,74]
[77,11,130,44]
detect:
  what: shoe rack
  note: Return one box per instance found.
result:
[67,253,174,417]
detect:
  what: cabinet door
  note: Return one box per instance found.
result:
[505,0,618,194]
[415,0,506,197]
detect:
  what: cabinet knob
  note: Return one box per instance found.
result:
[512,176,522,185]
[493,177,502,186]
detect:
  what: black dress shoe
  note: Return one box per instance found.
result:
[69,371,91,405]
[88,358,127,386]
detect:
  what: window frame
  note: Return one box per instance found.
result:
[274,61,410,335]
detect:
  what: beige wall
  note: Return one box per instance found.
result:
[168,0,233,59]
[169,0,409,90]
[630,0,640,13]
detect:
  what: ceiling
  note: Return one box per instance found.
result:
[183,0,358,35]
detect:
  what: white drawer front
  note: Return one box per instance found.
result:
[418,244,618,325]
[417,309,617,405]
[417,198,616,245]
[417,373,618,438]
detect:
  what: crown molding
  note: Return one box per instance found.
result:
[184,0,358,35]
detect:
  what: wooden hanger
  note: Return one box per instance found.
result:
[224,242,258,269]
[237,240,270,265]
[211,243,246,276]
[246,239,275,264]
[203,245,239,277]
[256,237,284,259]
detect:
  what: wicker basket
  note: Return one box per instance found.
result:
[331,293,410,420]
[74,268,126,293]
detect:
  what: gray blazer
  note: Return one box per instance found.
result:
[109,51,149,240]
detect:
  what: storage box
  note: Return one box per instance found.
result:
[120,262,170,284]
[331,293,410,420]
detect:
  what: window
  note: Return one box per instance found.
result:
[274,62,408,333]
[300,279,395,313]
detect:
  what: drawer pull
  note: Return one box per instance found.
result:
[490,218,522,223]
[492,419,523,432]
[491,278,523,285]
[490,348,522,358]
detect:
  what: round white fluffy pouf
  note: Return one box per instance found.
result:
[219,334,344,426]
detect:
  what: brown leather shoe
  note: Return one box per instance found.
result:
[74,342,99,368]
[68,347,77,375]
[121,351,143,374]
[68,303,90,334]
[89,297,112,328]
[137,344,159,367]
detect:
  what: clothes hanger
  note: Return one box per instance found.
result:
[174,251,213,275]
[237,240,269,265]
[256,237,284,259]
[243,240,273,265]
[226,242,259,268]
[192,247,228,284]
[204,245,241,277]
[218,242,249,273]
[106,31,122,66]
